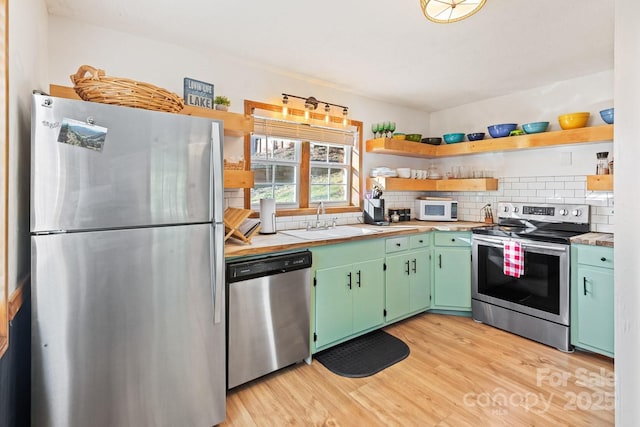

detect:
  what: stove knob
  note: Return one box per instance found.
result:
[513,207,520,213]
[503,206,510,213]
[572,209,582,217]
[559,209,569,216]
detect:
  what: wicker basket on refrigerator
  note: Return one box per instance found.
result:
[70,64,184,113]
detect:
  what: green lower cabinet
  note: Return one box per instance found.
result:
[312,240,386,351]
[352,259,386,333]
[432,232,472,311]
[315,264,355,348]
[571,244,614,357]
[385,249,430,323]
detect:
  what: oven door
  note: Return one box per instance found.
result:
[472,235,569,325]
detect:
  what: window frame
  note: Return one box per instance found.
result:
[243,100,363,217]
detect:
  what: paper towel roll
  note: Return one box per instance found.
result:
[259,198,276,234]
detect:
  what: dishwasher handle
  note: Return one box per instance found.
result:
[226,251,313,283]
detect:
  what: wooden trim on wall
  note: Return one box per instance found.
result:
[299,141,310,208]
[0,0,9,358]
[8,275,29,321]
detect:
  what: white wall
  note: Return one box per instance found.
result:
[614,0,639,425]
[46,16,430,173]
[428,71,614,178]
[8,0,48,293]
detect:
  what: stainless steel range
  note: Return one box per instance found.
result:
[471,201,590,351]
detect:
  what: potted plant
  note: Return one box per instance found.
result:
[214,95,231,111]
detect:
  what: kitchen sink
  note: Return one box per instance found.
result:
[279,225,383,241]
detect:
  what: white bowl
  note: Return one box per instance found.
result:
[397,168,411,178]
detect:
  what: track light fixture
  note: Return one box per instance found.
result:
[281,93,349,125]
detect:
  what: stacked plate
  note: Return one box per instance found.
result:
[370,167,398,177]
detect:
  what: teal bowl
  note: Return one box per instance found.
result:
[443,133,465,144]
[522,121,549,134]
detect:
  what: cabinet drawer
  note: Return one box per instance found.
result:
[410,233,430,249]
[386,237,409,253]
[576,245,614,269]
[433,232,471,247]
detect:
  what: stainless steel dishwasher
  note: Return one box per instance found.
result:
[226,250,312,389]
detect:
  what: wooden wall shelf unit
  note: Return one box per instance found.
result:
[367,177,498,192]
[224,170,254,189]
[366,125,614,159]
[49,84,254,137]
[586,175,613,191]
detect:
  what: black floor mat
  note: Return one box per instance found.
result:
[315,330,410,378]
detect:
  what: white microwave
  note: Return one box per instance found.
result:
[415,199,458,221]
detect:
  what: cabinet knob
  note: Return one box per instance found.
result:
[451,238,455,242]
[419,239,423,243]
[396,243,401,247]
[601,257,607,262]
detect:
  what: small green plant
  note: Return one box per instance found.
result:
[214,95,231,106]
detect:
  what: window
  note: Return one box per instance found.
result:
[250,135,300,206]
[310,143,350,204]
[245,100,363,215]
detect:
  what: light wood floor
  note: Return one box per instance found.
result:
[222,313,614,426]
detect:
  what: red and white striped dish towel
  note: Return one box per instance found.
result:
[503,240,524,278]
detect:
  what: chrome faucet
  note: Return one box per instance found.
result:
[316,201,325,228]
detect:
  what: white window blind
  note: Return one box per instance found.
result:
[253,117,356,146]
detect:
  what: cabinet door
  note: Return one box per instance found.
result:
[353,259,385,334]
[315,265,353,348]
[410,249,431,312]
[385,253,411,322]
[576,266,614,355]
[434,247,471,309]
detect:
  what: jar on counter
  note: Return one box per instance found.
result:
[389,209,400,223]
[596,152,610,175]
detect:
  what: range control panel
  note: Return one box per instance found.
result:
[498,202,590,224]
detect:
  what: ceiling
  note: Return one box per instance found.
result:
[45,0,615,112]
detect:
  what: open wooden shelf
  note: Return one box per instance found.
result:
[49,84,254,137]
[224,170,254,188]
[586,175,613,191]
[367,177,498,192]
[366,125,614,159]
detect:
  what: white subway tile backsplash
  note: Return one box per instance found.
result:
[223,175,614,233]
[545,181,565,190]
[528,182,547,190]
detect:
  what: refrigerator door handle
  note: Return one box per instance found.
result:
[210,121,224,223]
[211,224,224,324]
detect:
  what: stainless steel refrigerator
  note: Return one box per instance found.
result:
[30,94,226,426]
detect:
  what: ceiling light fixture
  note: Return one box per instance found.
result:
[420,0,486,24]
[281,93,349,125]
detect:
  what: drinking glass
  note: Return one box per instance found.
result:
[371,123,380,138]
[389,122,396,136]
[382,121,390,138]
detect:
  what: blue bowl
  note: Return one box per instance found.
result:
[443,133,465,144]
[488,123,518,138]
[600,108,614,124]
[522,121,549,134]
[467,132,485,141]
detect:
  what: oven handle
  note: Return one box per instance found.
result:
[473,236,567,253]
[521,242,567,253]
[472,236,504,246]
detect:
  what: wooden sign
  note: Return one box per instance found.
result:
[183,77,214,109]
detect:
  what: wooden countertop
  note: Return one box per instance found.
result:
[571,232,615,248]
[225,221,486,258]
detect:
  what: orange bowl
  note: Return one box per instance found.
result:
[558,112,590,130]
